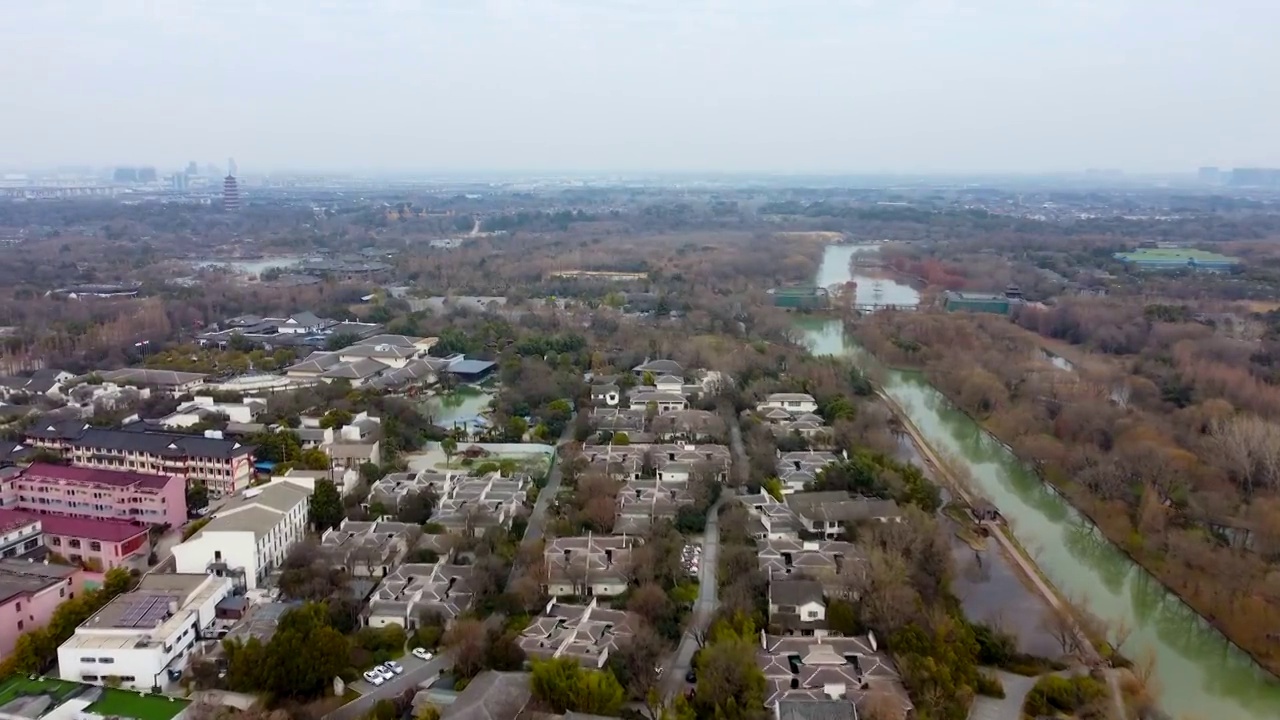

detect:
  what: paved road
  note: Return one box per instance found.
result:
[326,653,451,720]
[507,422,575,584]
[660,497,722,700]
[727,421,749,485]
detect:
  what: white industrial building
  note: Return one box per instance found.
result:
[57,573,233,691]
[171,480,311,590]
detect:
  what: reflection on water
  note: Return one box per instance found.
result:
[814,245,921,308]
[419,387,494,432]
[792,245,1280,717]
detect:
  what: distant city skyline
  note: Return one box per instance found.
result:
[2,1,1277,174]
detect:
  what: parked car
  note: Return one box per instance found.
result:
[412,647,434,661]
[685,670,696,683]
[363,670,386,686]
[385,660,404,675]
[375,664,394,680]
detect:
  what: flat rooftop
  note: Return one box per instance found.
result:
[66,575,220,651]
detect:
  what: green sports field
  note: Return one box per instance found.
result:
[1115,247,1239,263]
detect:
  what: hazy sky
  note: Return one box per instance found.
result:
[2,0,1275,174]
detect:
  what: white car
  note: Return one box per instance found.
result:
[385,660,404,675]
[363,670,386,686]
[412,647,434,661]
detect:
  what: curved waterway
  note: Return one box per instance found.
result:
[797,247,1280,717]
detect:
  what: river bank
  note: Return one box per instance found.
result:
[795,245,1280,718]
[878,389,1103,665]
[851,319,1280,683]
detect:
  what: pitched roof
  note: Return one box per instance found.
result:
[70,427,252,459]
[286,352,343,374]
[222,481,312,514]
[97,368,209,387]
[285,311,325,327]
[770,578,824,608]
[633,359,683,375]
[321,358,389,379]
[776,700,857,720]
[441,671,531,720]
[198,507,291,540]
[357,334,431,348]
[445,359,497,375]
[35,514,150,542]
[21,462,176,489]
[339,344,419,360]
[786,492,903,523]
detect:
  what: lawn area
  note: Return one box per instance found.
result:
[85,688,190,720]
[0,675,190,720]
[1116,247,1239,262]
[0,675,84,707]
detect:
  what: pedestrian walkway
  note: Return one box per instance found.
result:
[968,671,1037,720]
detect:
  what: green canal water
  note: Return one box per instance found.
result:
[796,247,1280,718]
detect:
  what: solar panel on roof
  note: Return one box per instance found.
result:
[114,594,177,628]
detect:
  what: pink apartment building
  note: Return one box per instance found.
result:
[1,463,187,529]
[24,423,255,497]
[37,515,151,571]
[0,557,85,657]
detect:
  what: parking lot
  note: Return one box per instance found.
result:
[349,651,446,696]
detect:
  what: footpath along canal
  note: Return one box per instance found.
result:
[795,243,1280,718]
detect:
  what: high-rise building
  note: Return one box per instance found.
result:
[223,175,241,211]
[1197,167,1221,185]
[1230,168,1280,187]
[186,161,199,176]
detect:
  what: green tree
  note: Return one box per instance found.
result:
[359,462,387,483]
[298,448,332,471]
[227,333,255,353]
[397,488,438,525]
[261,603,351,700]
[309,479,344,531]
[505,416,528,442]
[223,636,268,692]
[441,437,458,467]
[693,637,767,720]
[530,658,625,716]
[7,629,54,673]
[249,429,303,464]
[826,598,861,636]
[320,408,354,429]
[613,431,631,446]
[186,484,210,512]
[326,333,362,351]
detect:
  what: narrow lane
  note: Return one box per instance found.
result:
[660,497,721,699]
[509,422,575,583]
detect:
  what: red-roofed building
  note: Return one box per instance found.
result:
[0,463,186,528]
[0,509,150,571]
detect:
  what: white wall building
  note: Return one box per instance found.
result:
[158,395,265,428]
[57,573,232,690]
[758,393,819,414]
[171,481,311,589]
